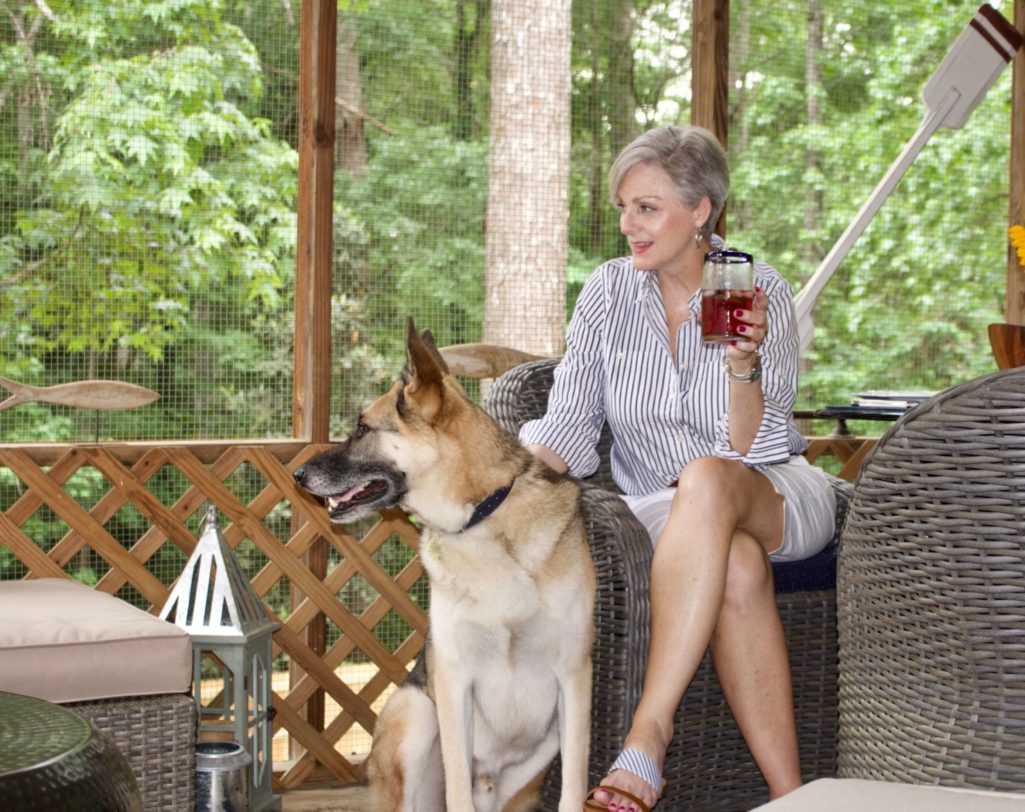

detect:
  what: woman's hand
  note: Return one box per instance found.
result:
[526,443,569,474]
[727,286,768,363]
[723,286,768,452]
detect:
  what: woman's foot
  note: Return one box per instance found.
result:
[591,746,664,811]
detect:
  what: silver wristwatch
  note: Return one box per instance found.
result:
[721,352,762,383]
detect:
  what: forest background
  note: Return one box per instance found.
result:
[0,0,1017,574]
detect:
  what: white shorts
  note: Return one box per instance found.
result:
[620,455,836,563]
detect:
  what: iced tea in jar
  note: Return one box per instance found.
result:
[701,249,754,342]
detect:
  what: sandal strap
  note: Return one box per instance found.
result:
[583,785,650,812]
[609,748,662,795]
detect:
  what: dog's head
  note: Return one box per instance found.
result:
[292,317,460,523]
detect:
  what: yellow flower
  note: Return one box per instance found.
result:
[1011,225,1025,267]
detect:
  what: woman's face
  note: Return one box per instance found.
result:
[615,161,706,275]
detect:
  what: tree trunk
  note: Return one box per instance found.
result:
[335,11,367,178]
[692,0,730,236]
[585,4,604,254]
[729,0,750,228]
[484,0,571,356]
[803,0,824,269]
[587,0,637,254]
[606,0,638,159]
[453,0,490,141]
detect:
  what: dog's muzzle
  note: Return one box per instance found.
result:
[293,458,406,523]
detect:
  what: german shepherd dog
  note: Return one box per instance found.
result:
[292,320,596,812]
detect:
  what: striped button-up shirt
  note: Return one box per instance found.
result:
[519,237,807,496]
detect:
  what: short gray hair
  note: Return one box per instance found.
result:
[608,125,730,241]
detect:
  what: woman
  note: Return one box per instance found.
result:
[519,125,836,811]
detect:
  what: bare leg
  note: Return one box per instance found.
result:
[594,456,788,810]
[711,534,801,798]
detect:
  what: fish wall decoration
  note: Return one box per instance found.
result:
[0,377,160,412]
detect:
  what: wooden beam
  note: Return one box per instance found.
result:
[295,0,336,444]
[0,438,311,466]
[294,0,337,748]
[1008,0,1025,324]
[692,0,730,236]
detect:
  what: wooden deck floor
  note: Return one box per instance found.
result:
[281,783,372,812]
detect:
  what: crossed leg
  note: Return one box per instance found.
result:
[592,456,800,810]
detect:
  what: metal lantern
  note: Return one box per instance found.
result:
[160,506,281,812]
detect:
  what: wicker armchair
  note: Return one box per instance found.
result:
[484,359,852,811]
[837,366,1025,792]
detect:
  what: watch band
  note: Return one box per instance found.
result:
[721,352,762,383]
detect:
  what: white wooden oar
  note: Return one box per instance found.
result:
[794,3,1023,355]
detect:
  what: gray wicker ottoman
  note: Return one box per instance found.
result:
[66,693,196,811]
[0,579,196,811]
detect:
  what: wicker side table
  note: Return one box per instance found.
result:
[0,690,142,811]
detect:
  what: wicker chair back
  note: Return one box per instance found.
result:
[837,366,1025,791]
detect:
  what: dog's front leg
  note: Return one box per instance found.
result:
[557,658,593,812]
[433,662,476,812]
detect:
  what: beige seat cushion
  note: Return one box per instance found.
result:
[752,778,1025,810]
[0,578,191,702]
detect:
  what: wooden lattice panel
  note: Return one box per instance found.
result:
[0,441,428,788]
[0,435,867,788]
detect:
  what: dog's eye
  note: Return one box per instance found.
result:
[352,418,370,440]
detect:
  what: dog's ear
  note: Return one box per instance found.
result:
[418,328,451,375]
[401,317,446,420]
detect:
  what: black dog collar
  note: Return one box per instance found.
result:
[463,481,514,531]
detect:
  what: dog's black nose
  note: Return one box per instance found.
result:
[292,465,307,487]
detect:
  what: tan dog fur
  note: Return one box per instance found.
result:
[293,320,595,812]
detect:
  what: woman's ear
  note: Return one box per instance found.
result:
[694,196,712,230]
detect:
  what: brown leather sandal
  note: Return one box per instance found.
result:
[583,785,651,812]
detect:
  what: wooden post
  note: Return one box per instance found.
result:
[692,0,730,236]
[293,0,336,745]
[1008,0,1025,324]
[295,0,336,442]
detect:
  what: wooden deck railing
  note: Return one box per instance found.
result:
[0,430,874,789]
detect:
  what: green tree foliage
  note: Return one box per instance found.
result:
[333,128,488,377]
[1,0,297,440]
[0,0,1015,445]
[727,0,1010,411]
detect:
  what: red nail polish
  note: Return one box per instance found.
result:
[738,325,746,333]
[734,309,743,317]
